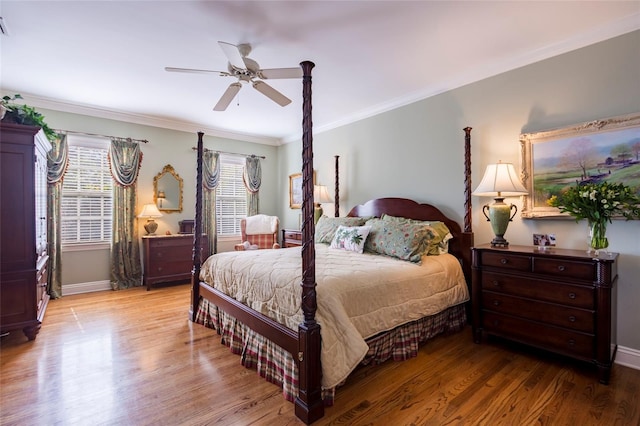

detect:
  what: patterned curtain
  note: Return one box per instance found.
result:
[203,151,220,255]
[108,139,143,290]
[243,156,261,216]
[46,133,68,299]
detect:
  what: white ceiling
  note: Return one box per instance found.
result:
[1,1,639,145]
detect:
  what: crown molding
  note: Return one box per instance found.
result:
[6,92,282,146]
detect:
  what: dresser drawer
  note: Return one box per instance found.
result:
[482,271,594,309]
[149,260,190,277]
[483,311,594,359]
[284,231,302,241]
[482,291,595,333]
[151,245,194,262]
[533,257,595,281]
[481,252,531,272]
[149,237,193,248]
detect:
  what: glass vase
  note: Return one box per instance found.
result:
[588,220,609,255]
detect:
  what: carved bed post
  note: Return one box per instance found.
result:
[461,127,474,297]
[463,127,472,233]
[334,155,339,217]
[190,131,205,321]
[295,60,324,424]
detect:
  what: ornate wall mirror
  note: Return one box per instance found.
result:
[153,164,183,213]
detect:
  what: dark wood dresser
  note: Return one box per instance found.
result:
[142,234,209,290]
[282,229,302,247]
[1,123,51,340]
[471,244,618,384]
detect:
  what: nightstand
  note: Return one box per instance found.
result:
[471,244,618,384]
[282,229,302,247]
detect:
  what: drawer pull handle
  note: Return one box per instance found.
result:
[568,292,576,299]
[492,320,499,326]
[492,280,499,287]
[568,339,576,346]
[558,265,566,272]
[568,316,576,322]
[493,300,500,306]
[500,258,508,264]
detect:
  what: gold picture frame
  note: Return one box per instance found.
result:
[520,112,640,218]
[153,164,184,213]
[289,171,316,209]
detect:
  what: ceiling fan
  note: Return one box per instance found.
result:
[165,41,303,111]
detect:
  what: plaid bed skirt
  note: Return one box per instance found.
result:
[194,297,467,404]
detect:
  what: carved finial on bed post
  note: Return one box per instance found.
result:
[296,60,324,424]
[190,131,205,322]
[463,127,472,233]
[334,155,339,217]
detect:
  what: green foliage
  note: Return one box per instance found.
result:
[547,181,640,222]
[1,94,56,141]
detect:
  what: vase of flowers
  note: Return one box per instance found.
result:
[588,220,608,253]
[547,181,640,255]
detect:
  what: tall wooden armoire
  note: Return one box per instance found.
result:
[1,122,52,340]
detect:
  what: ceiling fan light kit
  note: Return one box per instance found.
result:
[166,41,302,111]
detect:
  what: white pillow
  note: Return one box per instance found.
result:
[329,225,372,254]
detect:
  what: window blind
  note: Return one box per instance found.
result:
[61,137,112,245]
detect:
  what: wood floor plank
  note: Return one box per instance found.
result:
[2,284,639,425]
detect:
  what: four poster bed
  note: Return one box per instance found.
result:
[189,61,474,424]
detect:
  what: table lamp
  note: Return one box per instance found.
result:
[138,203,163,235]
[472,161,527,247]
[313,185,332,224]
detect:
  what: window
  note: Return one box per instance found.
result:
[215,155,247,236]
[61,136,112,247]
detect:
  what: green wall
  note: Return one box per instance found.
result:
[278,31,640,351]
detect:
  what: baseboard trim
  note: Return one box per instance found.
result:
[615,345,640,371]
[62,280,111,296]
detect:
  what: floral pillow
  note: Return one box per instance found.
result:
[364,218,437,263]
[329,225,372,253]
[381,214,453,255]
[315,216,367,244]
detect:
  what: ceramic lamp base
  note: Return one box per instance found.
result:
[144,219,158,235]
[482,197,518,248]
[314,204,323,224]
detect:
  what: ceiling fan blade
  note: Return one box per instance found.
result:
[213,82,242,111]
[259,67,303,79]
[218,41,246,69]
[252,81,291,107]
[165,66,228,76]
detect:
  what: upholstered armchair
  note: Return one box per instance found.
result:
[234,214,281,251]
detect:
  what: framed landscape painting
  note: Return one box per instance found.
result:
[520,112,640,218]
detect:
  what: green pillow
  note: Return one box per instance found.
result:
[315,216,367,244]
[381,214,452,255]
[364,218,437,263]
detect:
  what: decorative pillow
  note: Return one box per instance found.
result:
[329,225,372,253]
[315,216,367,244]
[381,214,453,255]
[364,218,437,263]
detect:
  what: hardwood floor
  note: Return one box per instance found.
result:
[1,284,638,425]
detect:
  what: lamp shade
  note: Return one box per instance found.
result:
[313,185,332,204]
[138,203,163,218]
[472,162,528,197]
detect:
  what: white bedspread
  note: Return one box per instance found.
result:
[200,244,469,389]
